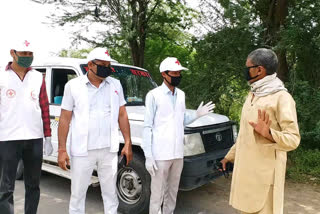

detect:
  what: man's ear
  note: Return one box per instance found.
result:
[88,60,94,68]
[161,72,166,78]
[258,66,266,75]
[10,49,15,58]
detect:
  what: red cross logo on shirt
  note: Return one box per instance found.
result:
[105,50,110,56]
[31,90,37,100]
[6,89,16,98]
[24,40,30,47]
[175,60,180,65]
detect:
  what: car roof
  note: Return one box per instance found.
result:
[32,57,148,72]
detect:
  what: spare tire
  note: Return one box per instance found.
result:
[117,153,151,214]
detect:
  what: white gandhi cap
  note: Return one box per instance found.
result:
[159,57,188,73]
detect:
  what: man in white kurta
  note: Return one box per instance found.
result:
[142,57,215,214]
[57,47,133,214]
[220,48,300,214]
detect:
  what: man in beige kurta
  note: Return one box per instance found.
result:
[221,48,300,214]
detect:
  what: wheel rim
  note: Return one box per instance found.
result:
[117,167,142,205]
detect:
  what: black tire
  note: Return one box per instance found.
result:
[117,153,151,214]
[16,159,24,180]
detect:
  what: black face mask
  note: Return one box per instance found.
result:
[91,61,113,78]
[244,65,259,81]
[165,71,182,87]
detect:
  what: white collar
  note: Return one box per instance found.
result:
[161,82,177,96]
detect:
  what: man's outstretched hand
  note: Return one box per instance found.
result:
[249,109,274,142]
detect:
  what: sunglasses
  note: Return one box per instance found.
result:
[92,60,111,68]
[244,65,260,72]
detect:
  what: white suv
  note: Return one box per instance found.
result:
[15,57,237,214]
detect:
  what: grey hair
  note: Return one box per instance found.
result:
[247,48,278,75]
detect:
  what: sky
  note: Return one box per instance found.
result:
[0,0,74,68]
[0,0,200,69]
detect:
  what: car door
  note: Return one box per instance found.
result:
[47,67,78,158]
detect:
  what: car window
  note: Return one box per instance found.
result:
[80,64,156,105]
[51,68,77,105]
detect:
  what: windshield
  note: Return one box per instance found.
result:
[80,64,157,105]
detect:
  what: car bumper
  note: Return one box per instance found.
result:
[179,148,231,191]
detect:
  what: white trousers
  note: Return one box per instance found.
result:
[149,159,184,214]
[69,148,119,214]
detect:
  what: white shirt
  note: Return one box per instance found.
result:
[142,83,197,160]
[0,69,44,141]
[61,75,126,156]
[87,77,111,150]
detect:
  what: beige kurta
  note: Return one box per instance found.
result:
[225,90,300,214]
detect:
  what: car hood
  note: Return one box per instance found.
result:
[126,106,229,127]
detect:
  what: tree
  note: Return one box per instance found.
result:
[198,0,294,82]
[181,26,256,121]
[31,0,196,68]
[59,48,92,58]
[281,0,320,88]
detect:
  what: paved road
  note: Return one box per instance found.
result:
[14,173,320,214]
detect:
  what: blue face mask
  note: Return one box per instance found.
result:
[14,50,33,68]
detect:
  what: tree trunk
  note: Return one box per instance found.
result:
[128,0,147,68]
[262,0,289,82]
[277,49,289,82]
[139,34,146,67]
[129,39,141,66]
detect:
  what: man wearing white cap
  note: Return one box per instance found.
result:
[0,40,52,214]
[57,47,133,214]
[142,57,215,214]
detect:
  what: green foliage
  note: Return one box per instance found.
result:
[59,48,92,58]
[287,148,320,183]
[280,0,320,87]
[180,26,257,121]
[288,80,320,150]
[144,32,194,85]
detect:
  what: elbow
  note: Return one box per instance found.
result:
[279,136,300,152]
[289,132,301,151]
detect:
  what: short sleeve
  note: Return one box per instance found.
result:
[118,82,126,107]
[61,82,74,111]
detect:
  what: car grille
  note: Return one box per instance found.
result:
[201,127,234,152]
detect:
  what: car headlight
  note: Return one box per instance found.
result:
[184,133,205,157]
[232,124,238,143]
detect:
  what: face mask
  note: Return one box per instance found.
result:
[91,61,113,78]
[165,71,182,87]
[244,65,259,81]
[14,51,33,68]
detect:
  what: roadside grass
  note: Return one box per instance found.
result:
[286,148,320,185]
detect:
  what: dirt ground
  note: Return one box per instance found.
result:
[175,176,320,214]
[14,173,320,214]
